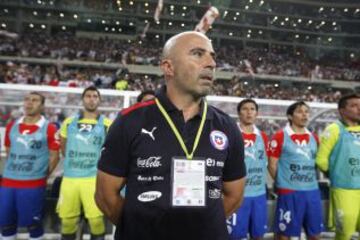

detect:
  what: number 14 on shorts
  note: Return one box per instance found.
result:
[279,208,292,224]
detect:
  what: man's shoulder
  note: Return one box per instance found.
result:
[100,116,112,128]
[324,122,340,135]
[271,130,285,143]
[62,116,75,126]
[320,122,340,142]
[46,122,59,132]
[110,100,157,132]
[5,119,16,131]
[120,100,157,118]
[207,105,241,142]
[328,122,341,130]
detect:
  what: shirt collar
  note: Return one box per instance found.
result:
[284,123,310,135]
[17,115,46,128]
[155,85,213,120]
[237,123,261,135]
[78,111,100,120]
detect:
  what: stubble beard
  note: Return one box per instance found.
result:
[84,106,98,113]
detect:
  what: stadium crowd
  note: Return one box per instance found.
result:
[0,62,350,103]
[1,32,359,81]
[1,28,359,239]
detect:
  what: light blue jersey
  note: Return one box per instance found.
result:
[64,114,106,177]
[243,128,268,197]
[3,118,49,180]
[329,121,360,189]
[276,128,318,190]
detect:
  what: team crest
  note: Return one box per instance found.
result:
[210,130,228,150]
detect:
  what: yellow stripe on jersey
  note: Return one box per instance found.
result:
[60,116,112,138]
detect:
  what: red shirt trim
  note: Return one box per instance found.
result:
[121,100,156,116]
[277,188,295,195]
[1,178,47,188]
[5,120,60,151]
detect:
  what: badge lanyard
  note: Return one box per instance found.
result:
[155,98,207,160]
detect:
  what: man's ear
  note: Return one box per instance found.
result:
[287,114,292,123]
[160,59,174,77]
[338,108,344,118]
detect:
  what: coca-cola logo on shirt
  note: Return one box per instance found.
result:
[137,156,162,168]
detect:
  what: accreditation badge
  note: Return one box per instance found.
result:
[171,157,206,207]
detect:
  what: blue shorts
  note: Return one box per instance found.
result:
[227,194,268,239]
[0,186,46,227]
[274,189,324,237]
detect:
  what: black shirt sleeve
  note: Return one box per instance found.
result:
[97,113,132,177]
[222,118,246,182]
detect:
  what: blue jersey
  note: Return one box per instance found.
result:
[64,114,106,177]
[329,121,360,189]
[243,128,268,197]
[276,129,318,191]
[3,119,49,180]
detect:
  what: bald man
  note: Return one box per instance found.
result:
[95,31,246,240]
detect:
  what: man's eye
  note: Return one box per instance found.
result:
[193,51,203,57]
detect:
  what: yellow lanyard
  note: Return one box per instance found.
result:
[155,98,207,160]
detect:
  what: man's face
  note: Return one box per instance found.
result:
[289,105,310,128]
[340,98,360,123]
[24,94,43,116]
[239,102,258,126]
[163,33,216,98]
[82,90,100,112]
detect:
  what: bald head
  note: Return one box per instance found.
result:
[162,31,211,60]
[159,31,216,100]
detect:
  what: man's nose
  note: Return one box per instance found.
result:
[204,54,216,69]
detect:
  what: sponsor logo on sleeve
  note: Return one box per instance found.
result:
[270,140,277,149]
[321,129,331,140]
